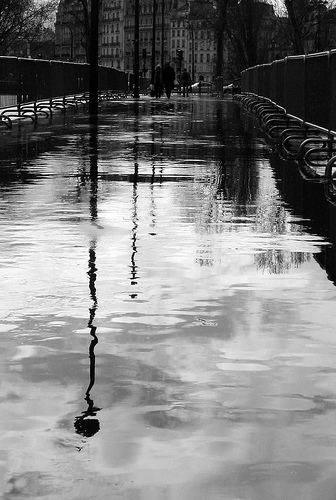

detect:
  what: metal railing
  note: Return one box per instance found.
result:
[240,51,336,133]
[0,56,129,129]
[239,50,336,203]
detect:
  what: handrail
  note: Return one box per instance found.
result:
[238,50,336,195]
[241,50,336,135]
[0,56,130,127]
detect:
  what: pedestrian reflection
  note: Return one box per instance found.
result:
[74,122,101,438]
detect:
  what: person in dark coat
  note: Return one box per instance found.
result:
[162,62,175,99]
[153,65,163,98]
[181,68,192,97]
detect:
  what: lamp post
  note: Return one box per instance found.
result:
[161,0,164,69]
[134,0,140,98]
[151,0,157,79]
[89,0,99,116]
[186,19,195,82]
[313,0,328,52]
[61,22,75,61]
[142,48,148,76]
[191,23,195,82]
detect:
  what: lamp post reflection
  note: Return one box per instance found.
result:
[74,326,100,438]
[130,104,139,298]
[74,122,101,439]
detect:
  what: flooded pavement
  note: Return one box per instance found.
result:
[1,95,336,499]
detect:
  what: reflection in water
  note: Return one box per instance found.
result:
[88,240,98,327]
[130,107,139,297]
[268,151,336,278]
[255,249,311,274]
[74,122,101,438]
[74,326,100,438]
[130,180,138,293]
[3,98,336,499]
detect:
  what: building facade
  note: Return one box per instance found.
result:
[100,0,124,68]
[124,0,171,75]
[54,0,218,83]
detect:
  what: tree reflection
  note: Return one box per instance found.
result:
[190,102,316,275]
[255,249,311,275]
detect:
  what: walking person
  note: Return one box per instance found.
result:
[152,65,163,98]
[181,68,192,97]
[162,62,175,99]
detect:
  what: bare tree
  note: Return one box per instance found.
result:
[56,0,104,63]
[226,0,277,72]
[24,1,58,50]
[189,0,229,77]
[0,0,57,55]
[275,0,336,54]
[63,0,90,61]
[0,0,32,54]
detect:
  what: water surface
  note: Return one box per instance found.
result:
[1,96,336,499]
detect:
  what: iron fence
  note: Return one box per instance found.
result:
[0,56,129,109]
[241,50,336,133]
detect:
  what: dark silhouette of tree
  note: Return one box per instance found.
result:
[189,0,229,77]
[56,0,103,63]
[276,0,335,54]
[226,0,277,72]
[0,0,57,55]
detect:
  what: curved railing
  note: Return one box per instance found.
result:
[238,51,336,200]
[241,51,335,133]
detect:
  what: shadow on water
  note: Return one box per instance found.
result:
[74,117,101,438]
